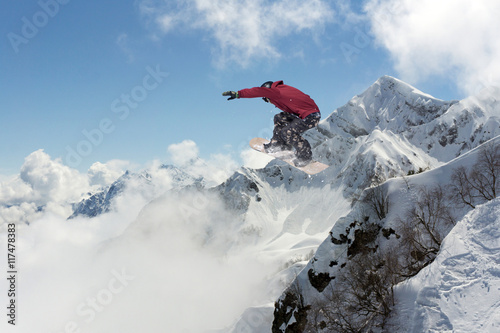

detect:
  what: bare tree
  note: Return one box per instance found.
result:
[362,173,390,220]
[473,142,500,200]
[305,248,399,333]
[450,165,477,209]
[399,185,455,276]
[449,142,500,208]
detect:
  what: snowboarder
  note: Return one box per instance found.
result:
[223,81,321,167]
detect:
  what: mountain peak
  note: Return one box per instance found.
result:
[374,74,407,88]
[318,76,457,142]
[366,75,442,104]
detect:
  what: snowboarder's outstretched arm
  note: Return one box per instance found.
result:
[222,91,239,100]
[222,87,280,101]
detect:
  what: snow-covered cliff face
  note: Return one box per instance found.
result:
[405,85,500,161]
[69,171,140,219]
[270,75,500,332]
[273,137,500,332]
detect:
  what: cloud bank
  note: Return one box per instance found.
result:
[0,141,275,332]
[1,188,271,332]
[139,0,335,67]
[0,141,242,225]
[364,0,500,95]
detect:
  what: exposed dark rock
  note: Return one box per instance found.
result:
[308,269,334,293]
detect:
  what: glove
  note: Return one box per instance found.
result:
[222,91,239,100]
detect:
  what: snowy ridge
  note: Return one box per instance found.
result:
[334,128,440,192]
[317,76,456,138]
[308,76,500,174]
[303,76,458,194]
[406,85,500,161]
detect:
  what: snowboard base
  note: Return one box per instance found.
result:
[249,137,328,175]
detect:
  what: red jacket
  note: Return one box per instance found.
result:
[238,81,320,119]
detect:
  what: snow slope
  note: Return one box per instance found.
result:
[226,78,499,332]
[391,197,500,333]
[273,133,500,332]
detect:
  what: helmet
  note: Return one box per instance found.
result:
[261,81,273,102]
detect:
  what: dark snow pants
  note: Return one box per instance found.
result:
[270,112,321,160]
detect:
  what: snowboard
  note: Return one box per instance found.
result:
[249,137,329,175]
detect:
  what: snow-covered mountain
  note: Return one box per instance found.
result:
[306,76,499,193]
[70,165,204,219]
[273,135,500,332]
[65,76,500,332]
[69,171,142,219]
[267,77,500,332]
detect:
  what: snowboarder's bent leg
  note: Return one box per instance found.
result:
[267,112,296,151]
[278,112,320,161]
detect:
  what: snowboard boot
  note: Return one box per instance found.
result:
[293,149,312,167]
[264,142,292,153]
[293,157,312,167]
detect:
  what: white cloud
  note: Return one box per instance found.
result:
[0,150,88,208]
[19,149,89,204]
[364,0,500,95]
[88,160,131,187]
[0,150,90,223]
[0,142,238,224]
[139,0,335,67]
[0,187,273,333]
[0,144,272,333]
[167,139,199,166]
[0,175,33,205]
[0,202,42,225]
[168,140,239,185]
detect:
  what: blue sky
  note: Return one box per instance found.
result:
[2,0,499,175]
